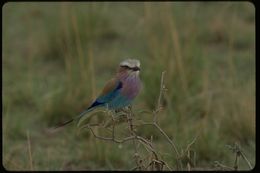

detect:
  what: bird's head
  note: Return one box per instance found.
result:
[117,59,141,77]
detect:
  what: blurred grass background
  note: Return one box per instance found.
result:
[3,2,255,170]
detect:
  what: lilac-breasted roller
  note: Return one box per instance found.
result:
[54,59,142,129]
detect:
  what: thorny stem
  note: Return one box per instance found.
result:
[126,106,141,170]
[152,71,182,170]
[126,108,165,170]
[85,122,167,170]
[141,122,182,170]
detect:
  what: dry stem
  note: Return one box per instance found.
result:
[80,71,185,170]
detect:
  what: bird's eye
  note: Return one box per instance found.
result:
[132,66,140,71]
[120,65,140,71]
[120,65,131,69]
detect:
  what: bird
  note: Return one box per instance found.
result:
[53,59,142,129]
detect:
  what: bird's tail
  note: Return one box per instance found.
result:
[52,108,92,130]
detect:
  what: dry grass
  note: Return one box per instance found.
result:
[3,2,255,170]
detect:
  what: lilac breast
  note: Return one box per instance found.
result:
[120,75,141,99]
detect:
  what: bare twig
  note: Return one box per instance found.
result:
[148,71,182,169]
[185,135,199,154]
[154,71,166,122]
[214,161,234,171]
[137,121,181,168]
[182,134,199,170]
[85,125,135,144]
[214,143,253,171]
[146,159,164,170]
[161,159,173,171]
[126,106,141,169]
[136,136,157,154]
[240,151,253,170]
[154,123,180,157]
[112,121,115,140]
[227,143,253,170]
[234,149,239,170]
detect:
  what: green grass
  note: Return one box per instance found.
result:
[3,2,255,170]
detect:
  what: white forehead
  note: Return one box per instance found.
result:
[120,59,140,68]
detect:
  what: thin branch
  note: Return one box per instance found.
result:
[185,135,199,154]
[138,121,180,157]
[227,143,253,170]
[234,152,239,170]
[154,71,166,122]
[240,151,253,170]
[187,150,191,171]
[136,136,157,154]
[151,71,182,169]
[112,121,115,140]
[154,123,180,157]
[183,133,199,169]
[214,161,234,171]
[134,120,182,169]
[146,159,164,170]
[86,125,135,144]
[161,160,173,171]
[126,107,140,169]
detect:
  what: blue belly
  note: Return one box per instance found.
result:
[107,94,132,109]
